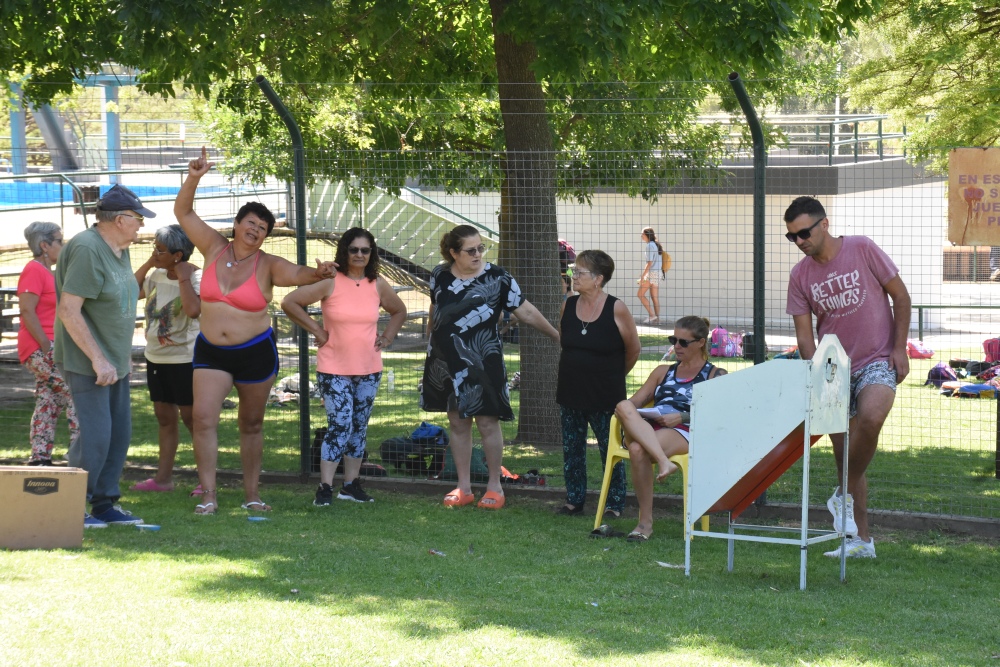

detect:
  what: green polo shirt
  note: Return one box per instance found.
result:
[54,227,138,377]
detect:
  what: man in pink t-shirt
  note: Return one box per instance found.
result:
[785,196,910,560]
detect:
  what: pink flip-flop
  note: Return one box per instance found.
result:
[190,484,205,497]
[131,478,174,492]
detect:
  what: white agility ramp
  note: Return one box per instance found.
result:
[684,334,852,590]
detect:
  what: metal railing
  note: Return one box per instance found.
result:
[700,113,908,165]
[0,166,287,229]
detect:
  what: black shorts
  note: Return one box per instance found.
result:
[192,328,278,384]
[146,359,195,406]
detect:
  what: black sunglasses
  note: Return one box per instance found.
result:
[348,247,372,255]
[668,335,701,348]
[785,217,825,243]
[458,244,487,256]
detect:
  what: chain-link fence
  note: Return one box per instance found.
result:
[1,83,997,525]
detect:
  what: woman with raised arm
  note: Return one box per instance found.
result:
[174,147,336,514]
[614,315,726,541]
[420,225,560,510]
[281,227,407,506]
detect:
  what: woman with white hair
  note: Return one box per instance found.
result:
[131,224,202,493]
[18,221,79,465]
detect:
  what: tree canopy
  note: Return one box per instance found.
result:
[2,0,882,443]
[847,0,1000,169]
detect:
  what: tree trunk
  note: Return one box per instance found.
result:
[489,0,562,446]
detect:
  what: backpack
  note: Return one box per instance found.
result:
[378,422,449,476]
[906,339,934,359]
[710,327,743,358]
[660,250,672,277]
[436,445,490,483]
[742,332,768,360]
[379,436,447,475]
[925,362,958,388]
[984,337,1000,363]
[966,360,999,377]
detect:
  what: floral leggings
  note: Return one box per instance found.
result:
[24,348,80,461]
[317,371,382,462]
[560,406,626,514]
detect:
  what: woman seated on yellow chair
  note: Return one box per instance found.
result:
[614,315,726,541]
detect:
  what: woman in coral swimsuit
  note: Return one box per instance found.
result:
[174,147,336,514]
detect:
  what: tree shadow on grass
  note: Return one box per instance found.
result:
[78,485,999,666]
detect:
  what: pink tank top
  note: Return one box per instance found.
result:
[200,244,268,312]
[316,275,383,375]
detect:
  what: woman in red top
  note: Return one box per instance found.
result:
[18,221,79,465]
[174,148,337,514]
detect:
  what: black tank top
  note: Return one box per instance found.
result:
[556,294,626,411]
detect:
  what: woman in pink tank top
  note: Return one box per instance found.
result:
[281,227,407,505]
[174,148,338,515]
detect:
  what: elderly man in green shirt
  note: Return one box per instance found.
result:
[55,185,154,529]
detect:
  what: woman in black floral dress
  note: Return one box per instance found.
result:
[421,225,559,510]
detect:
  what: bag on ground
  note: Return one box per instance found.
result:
[925,363,958,388]
[984,337,1000,363]
[906,339,934,359]
[379,436,446,475]
[437,446,490,483]
[710,327,743,358]
[742,332,768,360]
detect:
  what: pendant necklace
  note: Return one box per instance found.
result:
[579,294,604,336]
[348,273,364,286]
[226,246,258,268]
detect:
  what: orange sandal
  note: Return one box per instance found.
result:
[477,490,505,510]
[443,488,476,507]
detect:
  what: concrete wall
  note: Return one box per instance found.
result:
[424,177,948,333]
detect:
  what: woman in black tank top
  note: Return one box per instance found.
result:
[556,250,641,517]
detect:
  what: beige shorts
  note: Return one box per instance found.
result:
[640,273,661,287]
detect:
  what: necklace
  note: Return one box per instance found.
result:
[579,294,605,336]
[347,273,365,286]
[226,246,258,268]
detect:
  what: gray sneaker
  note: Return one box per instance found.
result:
[823,537,876,559]
[827,489,858,536]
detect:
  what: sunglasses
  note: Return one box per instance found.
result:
[785,217,825,243]
[459,244,487,256]
[668,335,701,348]
[348,247,372,255]
[119,213,144,223]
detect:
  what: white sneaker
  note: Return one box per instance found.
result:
[827,489,858,536]
[823,536,876,559]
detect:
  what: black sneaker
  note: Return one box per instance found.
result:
[313,483,334,506]
[337,480,374,503]
[27,458,54,466]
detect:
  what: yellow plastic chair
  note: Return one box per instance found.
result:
[594,411,710,537]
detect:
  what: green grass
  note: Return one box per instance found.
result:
[1,486,997,666]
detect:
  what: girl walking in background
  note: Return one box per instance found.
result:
[637,227,662,324]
